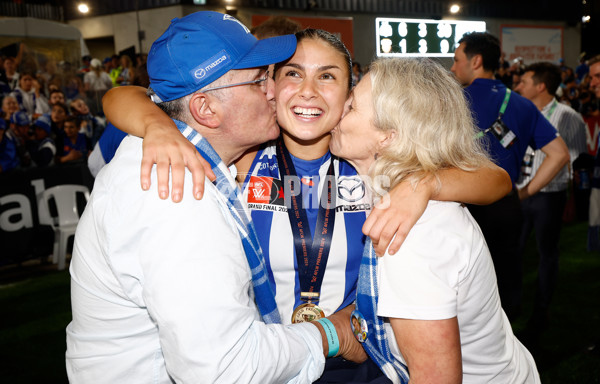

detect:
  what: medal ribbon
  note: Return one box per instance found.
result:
[276,137,336,304]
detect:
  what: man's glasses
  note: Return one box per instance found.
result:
[201,70,270,93]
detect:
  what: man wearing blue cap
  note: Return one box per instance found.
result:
[66,11,365,384]
[6,110,32,168]
[0,118,19,172]
[29,114,56,167]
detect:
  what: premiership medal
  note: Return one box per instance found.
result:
[291,302,325,323]
[292,292,325,323]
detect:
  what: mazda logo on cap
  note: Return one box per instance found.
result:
[194,68,206,79]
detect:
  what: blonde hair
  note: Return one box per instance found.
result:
[368,58,489,193]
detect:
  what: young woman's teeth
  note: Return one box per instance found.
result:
[293,107,322,117]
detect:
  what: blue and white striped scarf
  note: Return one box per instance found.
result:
[174,119,281,324]
[355,238,409,384]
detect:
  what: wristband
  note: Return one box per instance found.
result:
[317,318,340,358]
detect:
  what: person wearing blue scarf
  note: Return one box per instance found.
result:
[66,12,366,383]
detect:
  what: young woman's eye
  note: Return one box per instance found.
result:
[321,73,335,80]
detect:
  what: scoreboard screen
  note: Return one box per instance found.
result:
[376,18,486,57]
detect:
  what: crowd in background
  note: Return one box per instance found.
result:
[1,41,599,175]
[498,53,600,121]
[0,46,149,174]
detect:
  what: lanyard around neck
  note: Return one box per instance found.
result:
[275,137,336,304]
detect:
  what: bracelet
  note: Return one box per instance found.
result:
[317,318,340,358]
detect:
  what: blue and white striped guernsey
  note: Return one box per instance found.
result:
[242,142,371,324]
[174,120,281,324]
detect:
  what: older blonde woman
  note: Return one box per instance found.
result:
[329,58,541,384]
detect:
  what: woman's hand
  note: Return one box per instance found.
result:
[364,164,511,256]
[102,86,215,202]
[141,121,215,202]
[363,178,432,256]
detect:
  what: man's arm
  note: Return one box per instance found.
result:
[364,163,511,256]
[141,179,363,383]
[103,86,213,201]
[390,317,462,384]
[518,136,570,200]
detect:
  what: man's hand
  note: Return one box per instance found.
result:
[318,305,367,363]
[141,121,215,202]
[363,178,432,256]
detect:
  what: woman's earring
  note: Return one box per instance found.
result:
[374,153,379,160]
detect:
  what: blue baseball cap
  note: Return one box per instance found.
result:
[147,11,297,102]
[10,111,30,126]
[34,114,52,134]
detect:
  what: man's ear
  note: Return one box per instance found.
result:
[471,54,484,71]
[189,93,221,129]
[536,81,547,94]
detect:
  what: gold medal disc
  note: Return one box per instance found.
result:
[291,303,325,323]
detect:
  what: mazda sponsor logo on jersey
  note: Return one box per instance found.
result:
[337,176,365,203]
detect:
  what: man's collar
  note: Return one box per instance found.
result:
[541,97,557,112]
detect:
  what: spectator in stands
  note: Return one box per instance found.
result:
[78,55,92,75]
[50,102,68,141]
[3,57,19,90]
[69,97,105,145]
[28,114,56,167]
[250,15,302,39]
[132,54,150,88]
[0,118,19,173]
[561,69,580,109]
[48,89,66,106]
[352,61,363,86]
[1,95,18,126]
[10,71,50,119]
[57,116,89,164]
[497,51,512,87]
[8,110,33,168]
[576,55,589,83]
[84,58,113,115]
[116,54,135,86]
[512,69,523,92]
[109,55,122,87]
[102,57,112,74]
[60,61,85,102]
[0,56,11,97]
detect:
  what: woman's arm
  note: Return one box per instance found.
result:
[364,162,511,256]
[390,317,462,384]
[102,86,214,202]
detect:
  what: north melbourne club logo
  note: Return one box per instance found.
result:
[223,14,250,34]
